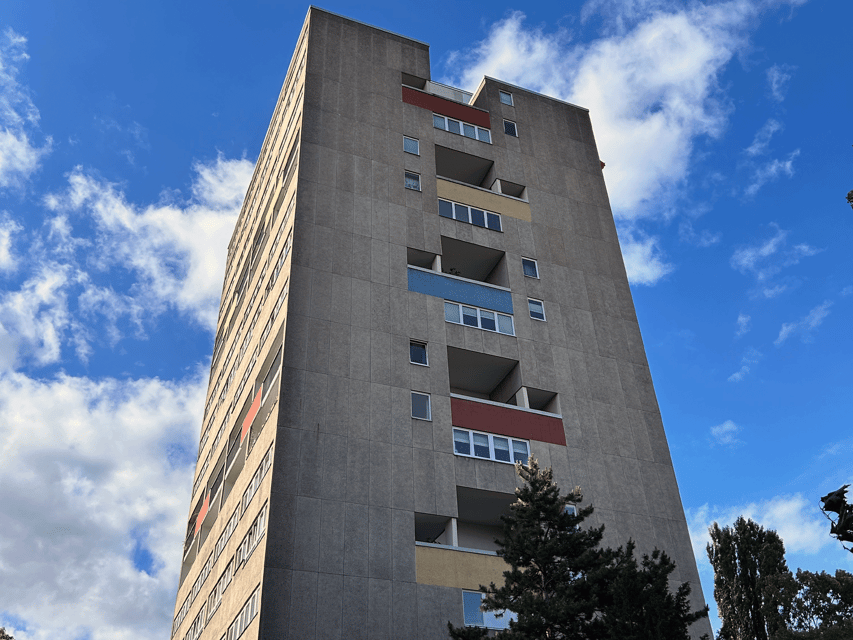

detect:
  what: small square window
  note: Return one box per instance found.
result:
[405,172,421,191]
[470,208,486,228]
[411,392,431,420]
[462,306,478,327]
[403,136,419,155]
[528,298,545,321]
[438,199,454,219]
[447,119,461,135]
[410,341,428,366]
[565,504,578,517]
[453,429,471,456]
[499,90,513,106]
[433,114,446,130]
[522,258,539,278]
[504,120,518,137]
[444,302,461,323]
[477,129,491,143]
[463,123,476,139]
[512,440,529,463]
[454,203,470,224]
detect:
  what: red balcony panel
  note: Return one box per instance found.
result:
[194,493,210,535]
[240,388,263,444]
[402,86,491,130]
[451,396,566,446]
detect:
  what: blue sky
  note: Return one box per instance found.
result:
[0,0,850,638]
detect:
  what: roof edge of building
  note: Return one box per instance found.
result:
[308,6,431,48]
[478,76,589,113]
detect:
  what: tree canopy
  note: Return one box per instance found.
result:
[448,459,709,640]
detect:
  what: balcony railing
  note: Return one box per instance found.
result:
[407,266,513,314]
[450,394,566,446]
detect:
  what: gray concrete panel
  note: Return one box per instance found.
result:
[319,500,346,575]
[346,437,371,504]
[342,575,369,640]
[292,496,322,571]
[368,506,393,579]
[343,502,369,578]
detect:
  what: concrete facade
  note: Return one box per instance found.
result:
[169,7,712,639]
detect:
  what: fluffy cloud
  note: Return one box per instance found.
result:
[775,300,833,346]
[0,368,205,640]
[0,213,20,271]
[443,0,804,284]
[44,155,253,332]
[0,29,51,190]
[617,227,674,285]
[687,493,832,573]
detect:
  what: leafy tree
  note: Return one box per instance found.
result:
[448,458,709,640]
[774,569,853,639]
[0,628,14,640]
[707,517,793,640]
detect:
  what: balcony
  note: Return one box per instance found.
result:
[407,266,513,315]
[414,488,514,590]
[446,346,565,446]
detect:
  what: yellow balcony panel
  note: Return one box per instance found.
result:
[437,178,531,222]
[415,543,507,590]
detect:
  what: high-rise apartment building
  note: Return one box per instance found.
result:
[170,7,712,640]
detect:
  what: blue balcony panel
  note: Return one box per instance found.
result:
[407,267,513,315]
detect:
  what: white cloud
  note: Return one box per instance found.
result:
[727,346,760,382]
[730,223,820,284]
[0,368,204,640]
[444,1,802,221]
[617,227,674,285]
[745,149,799,197]
[767,63,795,102]
[679,220,721,247]
[0,28,51,190]
[774,300,833,346]
[0,213,21,271]
[710,419,742,445]
[744,118,782,156]
[44,155,253,331]
[687,493,832,573]
[735,312,750,337]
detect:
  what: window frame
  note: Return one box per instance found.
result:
[499,90,514,106]
[403,136,420,155]
[462,590,516,630]
[404,171,421,191]
[438,198,502,232]
[444,301,515,336]
[411,391,432,421]
[452,427,530,465]
[409,341,429,367]
[527,298,546,321]
[521,257,539,279]
[433,113,492,144]
[503,119,518,137]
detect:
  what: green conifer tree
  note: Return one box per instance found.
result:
[448,459,708,640]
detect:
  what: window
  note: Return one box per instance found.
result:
[504,120,518,137]
[403,136,420,155]
[528,298,545,321]
[565,504,578,517]
[438,198,502,232]
[405,171,421,191]
[226,587,260,640]
[453,428,529,464]
[411,392,431,420]
[444,301,515,336]
[462,590,516,629]
[410,341,428,366]
[433,114,492,143]
[521,258,539,279]
[499,90,514,106]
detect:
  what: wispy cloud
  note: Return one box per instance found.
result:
[745,149,800,197]
[767,63,796,102]
[679,220,721,247]
[710,419,742,445]
[0,212,21,271]
[735,312,751,337]
[744,118,782,156]
[775,300,833,346]
[728,346,761,382]
[0,28,52,190]
[730,223,820,284]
